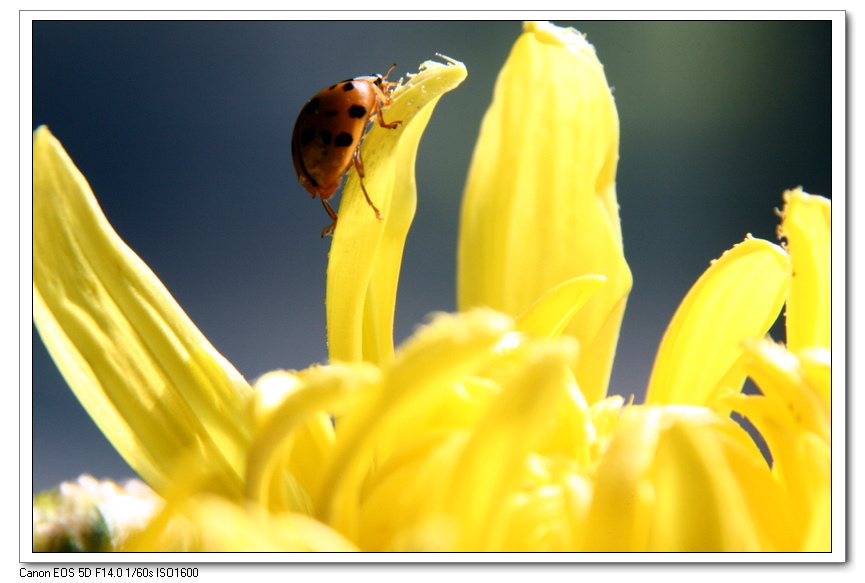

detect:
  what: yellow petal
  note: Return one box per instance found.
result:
[801,480,832,552]
[496,480,572,551]
[645,410,776,551]
[742,339,830,444]
[515,275,606,339]
[317,308,512,539]
[445,337,577,550]
[247,371,328,513]
[458,21,631,404]
[725,338,832,550]
[646,237,790,406]
[581,406,660,551]
[584,406,785,551]
[356,431,467,551]
[799,346,832,411]
[33,127,252,498]
[778,188,832,352]
[326,57,467,366]
[244,365,378,515]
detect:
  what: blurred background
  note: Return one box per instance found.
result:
[31,20,833,492]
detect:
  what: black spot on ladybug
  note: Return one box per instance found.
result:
[319,130,332,145]
[348,105,367,119]
[334,132,354,148]
[300,127,315,145]
[303,98,320,116]
[342,82,355,92]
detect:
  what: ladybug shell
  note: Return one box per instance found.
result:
[291,77,380,201]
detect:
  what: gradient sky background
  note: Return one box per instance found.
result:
[31,20,833,493]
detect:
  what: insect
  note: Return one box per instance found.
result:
[291,64,402,237]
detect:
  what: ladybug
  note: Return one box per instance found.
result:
[291,64,402,237]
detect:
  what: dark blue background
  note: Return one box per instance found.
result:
[31,21,832,492]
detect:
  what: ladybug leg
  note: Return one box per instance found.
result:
[370,84,402,129]
[375,110,402,129]
[320,198,338,238]
[352,146,383,220]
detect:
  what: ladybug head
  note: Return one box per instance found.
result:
[376,63,398,86]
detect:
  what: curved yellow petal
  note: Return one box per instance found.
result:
[244,365,378,515]
[445,337,576,550]
[317,308,512,539]
[645,410,780,551]
[646,237,790,406]
[458,21,631,404]
[779,188,832,352]
[742,339,830,444]
[724,338,832,550]
[33,127,252,498]
[515,275,606,339]
[584,405,785,552]
[326,57,468,366]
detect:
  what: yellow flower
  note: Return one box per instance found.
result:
[33,22,831,553]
